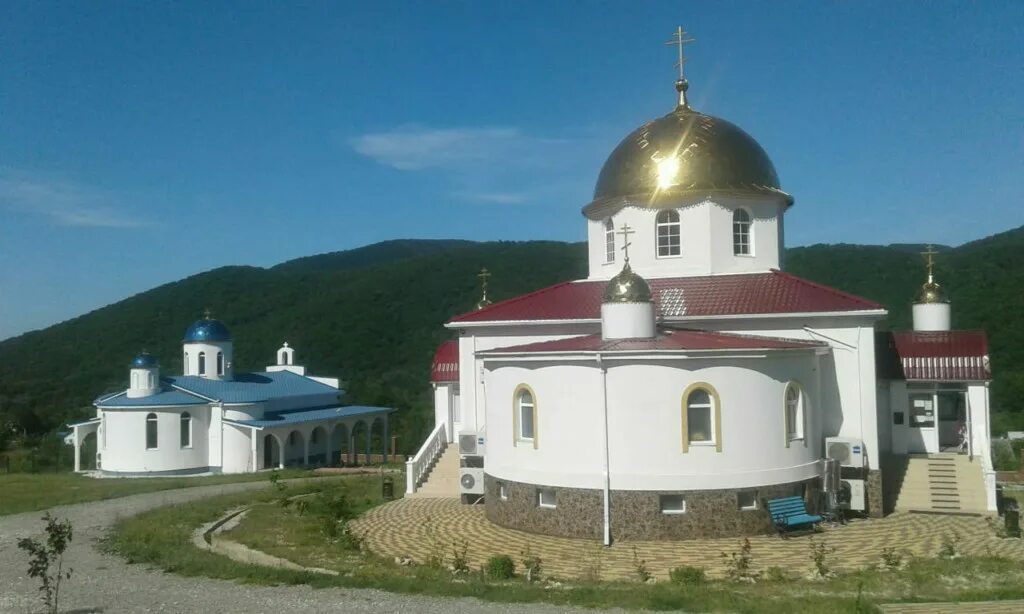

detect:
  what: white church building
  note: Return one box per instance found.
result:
[412,37,996,541]
[69,315,393,475]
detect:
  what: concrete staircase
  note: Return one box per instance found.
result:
[406,444,461,498]
[892,454,989,514]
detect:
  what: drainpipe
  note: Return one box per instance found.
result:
[598,353,611,547]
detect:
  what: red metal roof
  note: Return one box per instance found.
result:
[450,270,883,324]
[482,329,827,354]
[876,330,991,381]
[430,340,460,383]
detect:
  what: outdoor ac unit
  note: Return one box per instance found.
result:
[825,437,865,468]
[459,468,485,495]
[838,478,866,512]
[458,431,486,457]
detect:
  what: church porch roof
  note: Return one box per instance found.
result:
[226,405,394,429]
[450,270,884,325]
[480,329,826,355]
[876,330,991,382]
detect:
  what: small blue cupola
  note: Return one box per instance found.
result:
[127,350,160,398]
[182,310,235,381]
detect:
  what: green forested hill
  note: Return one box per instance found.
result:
[2,227,1022,451]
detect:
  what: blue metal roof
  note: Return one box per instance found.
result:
[167,370,340,404]
[183,317,232,342]
[228,405,393,429]
[96,389,207,408]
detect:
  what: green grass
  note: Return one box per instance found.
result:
[106,477,1024,612]
[0,469,315,516]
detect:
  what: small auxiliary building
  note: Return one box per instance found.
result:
[410,30,996,541]
[69,314,393,475]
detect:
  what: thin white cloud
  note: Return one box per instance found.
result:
[349,124,598,206]
[0,170,147,228]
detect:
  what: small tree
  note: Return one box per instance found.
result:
[17,513,73,614]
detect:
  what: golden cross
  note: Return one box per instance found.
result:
[616,224,635,263]
[665,26,696,81]
[921,244,939,282]
[476,267,492,309]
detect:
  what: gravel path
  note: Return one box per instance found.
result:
[0,481,608,613]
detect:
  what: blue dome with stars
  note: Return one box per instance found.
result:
[183,317,232,343]
[131,352,158,368]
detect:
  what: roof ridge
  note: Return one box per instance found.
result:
[770,269,884,309]
[672,328,825,346]
[450,279,578,322]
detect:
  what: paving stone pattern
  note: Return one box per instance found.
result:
[352,497,1024,581]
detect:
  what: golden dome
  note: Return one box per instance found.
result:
[583,84,791,219]
[916,281,948,304]
[602,262,653,304]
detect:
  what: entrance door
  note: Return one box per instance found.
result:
[908,393,938,453]
[937,391,966,452]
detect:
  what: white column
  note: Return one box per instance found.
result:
[303,434,310,466]
[250,429,258,472]
[73,425,81,473]
[325,423,333,467]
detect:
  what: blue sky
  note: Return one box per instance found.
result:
[1,1,1022,339]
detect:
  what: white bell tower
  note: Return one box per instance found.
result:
[911,245,951,332]
[126,351,160,398]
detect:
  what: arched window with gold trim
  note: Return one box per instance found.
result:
[513,385,537,448]
[785,382,804,445]
[681,383,721,452]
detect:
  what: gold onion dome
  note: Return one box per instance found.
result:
[602,262,653,304]
[583,80,792,218]
[916,281,948,304]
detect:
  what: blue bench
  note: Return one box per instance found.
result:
[766,496,822,536]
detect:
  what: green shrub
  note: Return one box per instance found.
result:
[992,439,1018,472]
[764,566,791,582]
[485,555,515,580]
[669,565,705,584]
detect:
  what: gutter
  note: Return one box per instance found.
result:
[598,353,611,547]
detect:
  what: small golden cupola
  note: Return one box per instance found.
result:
[601,224,657,340]
[912,245,951,331]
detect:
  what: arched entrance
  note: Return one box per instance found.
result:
[308,426,328,466]
[79,431,97,471]
[330,423,349,466]
[262,433,281,469]
[284,430,305,466]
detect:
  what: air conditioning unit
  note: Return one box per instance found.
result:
[458,431,486,457]
[825,437,865,468]
[837,478,866,512]
[459,468,485,495]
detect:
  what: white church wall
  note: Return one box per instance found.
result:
[182,341,233,379]
[221,423,254,473]
[222,403,264,422]
[483,353,821,491]
[682,316,884,471]
[968,384,992,465]
[585,197,784,280]
[433,384,458,443]
[456,326,592,435]
[101,407,209,473]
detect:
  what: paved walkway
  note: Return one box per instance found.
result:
[352,498,1024,581]
[0,481,594,613]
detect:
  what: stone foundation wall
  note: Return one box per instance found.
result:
[484,474,820,540]
[866,468,884,518]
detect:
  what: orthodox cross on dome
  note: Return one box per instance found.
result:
[617,223,635,263]
[665,26,696,108]
[203,307,213,319]
[921,244,939,283]
[476,267,492,310]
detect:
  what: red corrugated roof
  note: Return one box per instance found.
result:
[482,329,827,354]
[430,340,460,383]
[450,270,883,324]
[877,330,991,381]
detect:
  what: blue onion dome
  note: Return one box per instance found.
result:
[131,351,158,368]
[183,315,232,343]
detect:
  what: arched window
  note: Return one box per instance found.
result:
[733,209,752,255]
[656,210,681,257]
[146,413,158,449]
[604,219,615,263]
[216,351,224,375]
[180,412,192,448]
[198,352,206,375]
[183,352,189,374]
[148,373,156,388]
[682,384,721,452]
[279,351,287,364]
[513,385,537,447]
[785,383,804,445]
